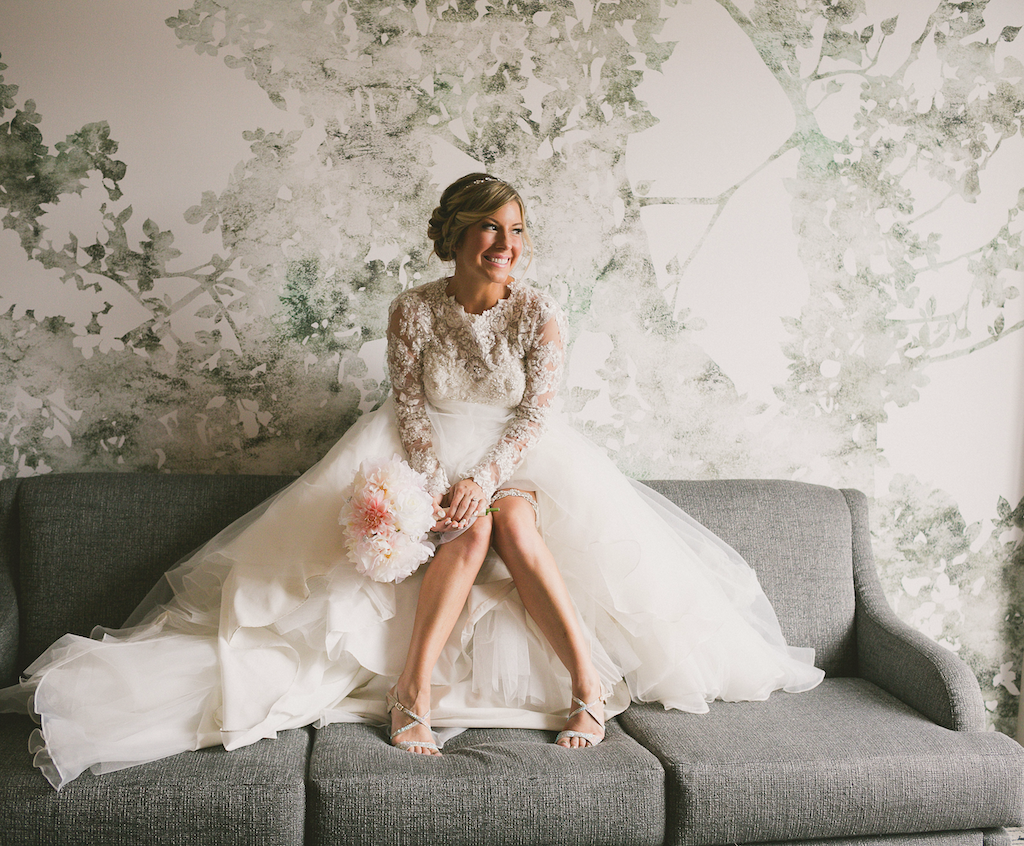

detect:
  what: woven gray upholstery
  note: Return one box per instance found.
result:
[307,722,665,846]
[643,479,857,676]
[982,829,1014,846]
[618,677,1024,846]
[0,715,309,846]
[14,473,289,673]
[759,834,982,846]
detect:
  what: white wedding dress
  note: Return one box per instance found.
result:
[0,278,823,789]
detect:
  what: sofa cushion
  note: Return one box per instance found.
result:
[0,715,309,846]
[619,677,1024,846]
[642,479,857,676]
[307,721,665,846]
[15,473,289,673]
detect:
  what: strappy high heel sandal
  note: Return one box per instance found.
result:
[386,688,441,755]
[555,694,606,748]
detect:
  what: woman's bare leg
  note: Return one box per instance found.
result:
[392,515,492,755]
[489,494,604,748]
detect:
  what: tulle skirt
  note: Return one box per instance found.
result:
[0,398,823,788]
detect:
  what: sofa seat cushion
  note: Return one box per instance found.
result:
[0,715,309,846]
[618,677,1024,846]
[307,720,665,846]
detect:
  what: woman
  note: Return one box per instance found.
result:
[0,174,823,788]
[385,173,604,753]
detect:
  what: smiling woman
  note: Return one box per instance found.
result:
[451,203,524,299]
[443,188,527,318]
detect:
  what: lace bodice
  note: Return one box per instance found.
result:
[386,277,566,500]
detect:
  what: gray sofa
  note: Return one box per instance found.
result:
[0,473,1022,846]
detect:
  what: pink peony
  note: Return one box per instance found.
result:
[350,490,396,536]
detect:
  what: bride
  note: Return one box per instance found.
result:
[0,173,823,787]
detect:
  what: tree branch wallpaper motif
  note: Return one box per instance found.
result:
[1,0,1022,731]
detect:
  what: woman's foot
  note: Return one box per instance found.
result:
[555,684,606,749]
[387,684,441,756]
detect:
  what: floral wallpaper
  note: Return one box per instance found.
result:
[0,0,1022,733]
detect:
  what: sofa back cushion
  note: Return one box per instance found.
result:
[6,474,857,679]
[13,473,289,674]
[643,479,857,676]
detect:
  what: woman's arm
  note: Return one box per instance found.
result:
[386,296,450,499]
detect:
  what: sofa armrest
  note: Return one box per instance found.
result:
[842,488,986,732]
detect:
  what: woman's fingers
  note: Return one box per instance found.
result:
[444,481,486,527]
[448,495,472,525]
[431,495,448,532]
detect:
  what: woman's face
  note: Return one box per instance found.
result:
[453,200,524,285]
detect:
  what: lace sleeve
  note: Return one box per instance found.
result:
[386,296,449,497]
[467,301,565,501]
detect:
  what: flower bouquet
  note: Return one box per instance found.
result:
[338,455,437,583]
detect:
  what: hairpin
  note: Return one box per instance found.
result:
[470,175,502,186]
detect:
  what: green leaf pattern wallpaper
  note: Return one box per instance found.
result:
[1,0,1022,732]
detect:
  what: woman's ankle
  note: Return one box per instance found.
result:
[570,667,603,702]
[395,675,432,709]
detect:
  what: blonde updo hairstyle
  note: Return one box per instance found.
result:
[428,173,532,271]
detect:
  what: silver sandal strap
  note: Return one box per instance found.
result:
[387,693,434,743]
[566,696,605,730]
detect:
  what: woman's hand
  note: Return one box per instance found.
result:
[442,479,488,529]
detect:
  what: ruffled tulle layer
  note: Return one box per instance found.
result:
[0,398,822,788]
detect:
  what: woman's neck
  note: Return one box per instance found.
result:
[445,275,510,315]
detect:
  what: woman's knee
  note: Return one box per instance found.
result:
[491,496,539,551]
[431,516,491,578]
[453,513,494,558]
